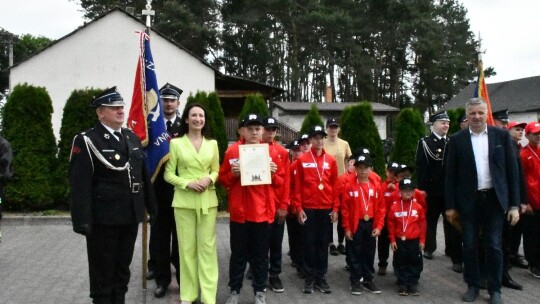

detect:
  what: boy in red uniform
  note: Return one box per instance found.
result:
[219,113,284,304]
[341,154,385,295]
[387,178,427,296]
[293,125,339,294]
[520,122,540,279]
[377,161,401,275]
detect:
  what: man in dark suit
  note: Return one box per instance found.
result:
[416,111,463,271]
[445,98,520,304]
[69,87,157,304]
[148,83,183,298]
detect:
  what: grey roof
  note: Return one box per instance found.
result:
[442,75,540,113]
[272,101,399,113]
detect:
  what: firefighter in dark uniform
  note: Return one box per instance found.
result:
[69,87,157,304]
[415,111,463,272]
[148,83,183,298]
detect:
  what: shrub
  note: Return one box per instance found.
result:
[389,108,426,168]
[300,104,324,134]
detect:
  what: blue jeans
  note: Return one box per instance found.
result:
[461,190,504,294]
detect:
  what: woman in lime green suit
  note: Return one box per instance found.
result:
[164,103,219,304]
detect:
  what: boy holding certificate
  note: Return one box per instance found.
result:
[219,113,284,304]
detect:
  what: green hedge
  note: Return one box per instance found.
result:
[390,108,425,168]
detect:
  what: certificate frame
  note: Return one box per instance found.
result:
[239,143,271,186]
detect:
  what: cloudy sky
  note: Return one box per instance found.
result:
[1,0,539,83]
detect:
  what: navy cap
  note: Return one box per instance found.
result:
[309,125,327,138]
[386,161,401,172]
[399,164,414,174]
[238,118,246,129]
[243,113,263,126]
[492,109,509,122]
[159,83,183,100]
[297,133,310,144]
[354,154,373,167]
[286,140,300,150]
[91,86,125,108]
[263,116,279,129]
[459,113,468,123]
[399,178,415,190]
[429,111,450,123]
[326,118,339,128]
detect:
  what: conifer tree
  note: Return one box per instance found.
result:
[447,107,465,135]
[300,104,324,135]
[389,108,426,168]
[238,93,269,119]
[2,84,57,210]
[340,102,385,175]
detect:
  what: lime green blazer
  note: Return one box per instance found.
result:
[164,135,219,214]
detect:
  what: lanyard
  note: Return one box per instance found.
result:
[358,180,371,215]
[400,199,414,236]
[310,150,326,190]
[527,145,540,162]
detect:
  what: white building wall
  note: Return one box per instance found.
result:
[10,10,215,139]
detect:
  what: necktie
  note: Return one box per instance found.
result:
[166,120,172,133]
[114,131,126,150]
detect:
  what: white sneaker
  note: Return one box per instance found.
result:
[254,291,266,304]
[225,291,239,304]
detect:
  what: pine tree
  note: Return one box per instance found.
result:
[389,108,426,167]
[447,107,465,135]
[2,84,57,210]
[340,102,385,175]
[238,93,269,119]
[300,104,324,135]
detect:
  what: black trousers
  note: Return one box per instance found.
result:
[286,214,304,269]
[393,238,423,286]
[348,220,376,283]
[150,203,179,287]
[229,221,269,293]
[508,219,523,256]
[268,217,285,275]
[327,209,345,244]
[377,225,390,267]
[86,223,138,304]
[523,210,540,269]
[302,208,332,281]
[425,195,463,263]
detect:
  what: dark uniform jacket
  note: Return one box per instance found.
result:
[153,116,182,208]
[416,133,447,198]
[445,126,520,215]
[69,123,157,235]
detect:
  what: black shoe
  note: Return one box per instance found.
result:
[363,281,381,294]
[269,275,284,293]
[303,280,314,294]
[462,287,479,302]
[407,284,420,296]
[315,277,332,294]
[329,244,339,256]
[378,266,387,276]
[423,251,433,259]
[398,285,408,296]
[510,255,529,269]
[153,285,167,298]
[531,267,540,279]
[479,279,488,290]
[146,270,155,280]
[337,243,346,255]
[350,281,363,295]
[452,263,463,273]
[490,291,502,304]
[502,272,523,290]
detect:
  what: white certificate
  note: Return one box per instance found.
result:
[239,143,271,186]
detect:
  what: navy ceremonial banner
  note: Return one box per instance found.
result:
[128,32,169,181]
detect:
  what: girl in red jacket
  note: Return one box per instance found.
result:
[387,178,427,296]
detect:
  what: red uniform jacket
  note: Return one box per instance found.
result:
[387,197,427,244]
[520,144,540,210]
[288,159,300,214]
[341,175,385,235]
[382,179,399,215]
[267,140,291,211]
[292,148,339,212]
[388,188,427,211]
[219,139,284,223]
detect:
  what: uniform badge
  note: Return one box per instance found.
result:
[71,146,81,154]
[104,134,110,139]
[115,154,120,160]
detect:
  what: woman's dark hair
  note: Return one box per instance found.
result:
[178,102,211,138]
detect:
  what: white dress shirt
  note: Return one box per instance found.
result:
[470,126,492,190]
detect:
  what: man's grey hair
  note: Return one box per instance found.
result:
[465,97,487,109]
